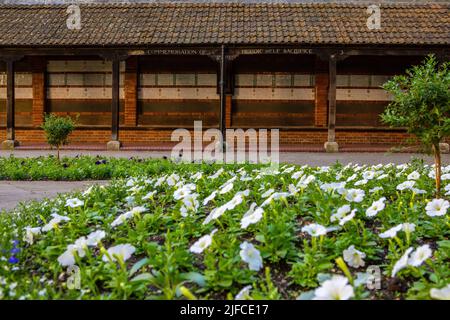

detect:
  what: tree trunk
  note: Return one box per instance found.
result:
[57,144,60,162]
[432,143,442,197]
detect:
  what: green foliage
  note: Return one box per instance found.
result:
[381,55,450,148]
[41,114,76,152]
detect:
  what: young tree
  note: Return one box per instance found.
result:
[381,55,450,196]
[41,114,76,161]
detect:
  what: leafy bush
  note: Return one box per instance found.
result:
[382,55,450,196]
[41,114,76,160]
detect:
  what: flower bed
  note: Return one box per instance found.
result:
[0,161,449,300]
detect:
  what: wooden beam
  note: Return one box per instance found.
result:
[219,45,226,148]
[6,59,15,141]
[111,59,120,142]
[327,54,337,145]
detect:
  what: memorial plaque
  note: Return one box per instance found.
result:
[197,74,216,86]
[275,74,292,87]
[176,74,196,86]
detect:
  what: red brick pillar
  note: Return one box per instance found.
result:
[32,72,45,127]
[30,57,46,128]
[124,57,138,126]
[314,58,328,127]
[225,94,232,128]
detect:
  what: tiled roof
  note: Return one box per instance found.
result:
[0,3,448,47]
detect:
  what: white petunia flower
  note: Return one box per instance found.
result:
[240,205,264,229]
[396,180,415,191]
[392,247,413,277]
[235,285,252,300]
[111,206,147,228]
[142,190,157,200]
[343,245,366,268]
[445,184,450,196]
[408,244,432,267]
[407,171,421,180]
[344,189,365,203]
[425,199,449,217]
[297,175,316,189]
[42,214,71,232]
[173,185,195,200]
[223,193,244,210]
[65,198,84,208]
[166,173,180,186]
[102,244,136,263]
[86,230,106,246]
[128,206,147,216]
[430,284,450,300]
[320,182,346,193]
[338,209,356,226]
[354,179,368,186]
[239,242,263,271]
[291,171,304,180]
[189,229,217,254]
[379,224,403,239]
[260,192,290,207]
[362,171,376,180]
[261,188,275,198]
[366,197,386,217]
[180,194,200,217]
[111,212,133,228]
[191,172,203,180]
[302,223,328,237]
[57,245,77,267]
[208,168,224,180]
[402,223,416,233]
[219,182,234,195]
[203,191,217,206]
[313,276,354,300]
[376,174,388,180]
[331,205,351,223]
[23,227,41,245]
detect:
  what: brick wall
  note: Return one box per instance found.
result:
[9,127,450,146]
[124,58,138,126]
[225,94,232,127]
[32,72,45,127]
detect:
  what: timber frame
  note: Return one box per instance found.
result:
[1,44,449,151]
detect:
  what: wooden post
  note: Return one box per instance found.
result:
[2,58,19,150]
[324,54,338,152]
[219,45,226,148]
[6,59,15,141]
[106,58,121,151]
[111,59,120,141]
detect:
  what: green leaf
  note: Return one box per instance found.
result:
[180,272,206,287]
[130,273,154,283]
[129,258,151,276]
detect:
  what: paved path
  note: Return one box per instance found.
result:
[0,150,449,166]
[0,180,107,212]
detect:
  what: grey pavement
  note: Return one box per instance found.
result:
[0,180,107,211]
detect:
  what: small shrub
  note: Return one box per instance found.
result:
[41,114,76,160]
